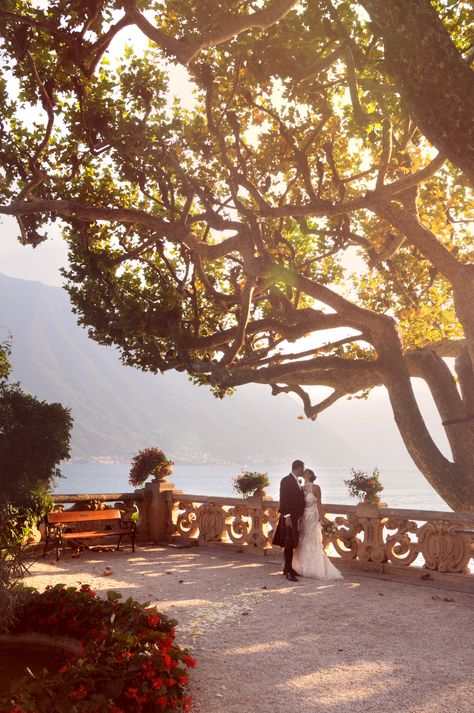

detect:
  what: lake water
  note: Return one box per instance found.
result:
[56,463,449,511]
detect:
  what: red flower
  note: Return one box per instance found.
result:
[162,653,172,669]
[183,654,197,668]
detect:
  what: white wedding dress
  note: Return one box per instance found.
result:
[292,483,343,580]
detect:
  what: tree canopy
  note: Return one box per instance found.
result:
[0,0,473,509]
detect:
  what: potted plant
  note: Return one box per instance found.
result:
[344,467,384,505]
[233,471,270,498]
[129,448,174,487]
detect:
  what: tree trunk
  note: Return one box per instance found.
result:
[360,0,474,186]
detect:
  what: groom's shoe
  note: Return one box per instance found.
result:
[286,571,298,582]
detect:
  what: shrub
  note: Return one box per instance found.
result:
[0,359,72,629]
[1,584,195,712]
[233,471,270,497]
[344,467,384,504]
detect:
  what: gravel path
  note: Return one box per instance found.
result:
[27,545,474,713]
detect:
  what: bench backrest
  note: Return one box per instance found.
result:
[47,509,122,524]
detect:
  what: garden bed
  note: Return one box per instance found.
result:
[0,584,195,712]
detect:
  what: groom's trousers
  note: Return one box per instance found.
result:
[283,524,296,573]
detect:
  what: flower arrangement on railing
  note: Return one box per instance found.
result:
[233,471,270,497]
[2,583,195,712]
[129,448,174,487]
[344,467,384,505]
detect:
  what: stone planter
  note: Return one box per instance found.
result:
[0,632,80,692]
[152,464,173,481]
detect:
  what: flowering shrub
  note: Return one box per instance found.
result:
[129,448,174,487]
[344,467,384,504]
[2,584,195,712]
[233,471,270,497]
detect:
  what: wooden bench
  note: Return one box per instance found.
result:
[43,509,136,561]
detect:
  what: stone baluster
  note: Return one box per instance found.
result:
[355,503,388,566]
[245,490,273,554]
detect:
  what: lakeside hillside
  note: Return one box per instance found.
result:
[0,273,368,465]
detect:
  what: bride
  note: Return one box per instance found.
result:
[292,468,343,580]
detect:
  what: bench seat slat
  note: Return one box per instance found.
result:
[47,509,121,523]
[61,529,133,539]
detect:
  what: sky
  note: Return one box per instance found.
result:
[0,216,68,286]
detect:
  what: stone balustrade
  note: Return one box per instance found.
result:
[51,482,474,578]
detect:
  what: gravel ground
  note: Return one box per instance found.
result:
[26,545,474,713]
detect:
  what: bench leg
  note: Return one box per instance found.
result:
[42,536,49,558]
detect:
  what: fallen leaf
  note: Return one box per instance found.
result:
[103,567,112,577]
[179,579,184,584]
[378,592,384,596]
[443,597,454,602]
[261,586,267,590]
[432,594,441,601]
[421,573,432,580]
[297,415,305,420]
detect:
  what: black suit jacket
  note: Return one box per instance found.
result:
[272,473,305,548]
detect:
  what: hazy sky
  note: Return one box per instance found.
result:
[1,216,68,286]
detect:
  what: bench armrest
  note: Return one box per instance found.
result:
[119,518,136,532]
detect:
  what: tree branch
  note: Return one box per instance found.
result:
[126,0,298,65]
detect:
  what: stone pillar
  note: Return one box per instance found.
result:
[246,489,273,554]
[356,502,388,565]
[136,473,179,543]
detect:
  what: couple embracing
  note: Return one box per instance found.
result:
[273,459,343,582]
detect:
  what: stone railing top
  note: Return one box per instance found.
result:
[170,493,474,522]
[53,492,142,503]
[378,507,474,522]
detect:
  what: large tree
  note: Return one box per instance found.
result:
[0,0,473,510]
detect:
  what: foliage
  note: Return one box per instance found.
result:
[1,583,195,712]
[0,380,72,550]
[344,468,384,504]
[233,471,270,497]
[0,352,72,627]
[0,341,11,380]
[129,448,174,487]
[0,2,473,508]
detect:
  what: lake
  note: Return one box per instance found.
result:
[56,463,449,511]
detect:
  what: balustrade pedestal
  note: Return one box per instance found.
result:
[136,474,180,543]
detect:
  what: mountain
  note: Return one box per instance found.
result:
[0,273,366,466]
[0,274,451,468]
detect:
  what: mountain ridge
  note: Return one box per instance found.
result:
[0,273,366,466]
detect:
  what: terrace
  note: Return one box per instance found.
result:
[27,474,474,712]
[29,544,473,713]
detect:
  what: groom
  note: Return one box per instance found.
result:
[272,459,306,581]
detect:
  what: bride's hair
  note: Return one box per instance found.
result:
[305,469,316,483]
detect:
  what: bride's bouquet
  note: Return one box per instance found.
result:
[321,519,338,537]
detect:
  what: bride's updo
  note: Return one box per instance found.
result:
[305,468,316,483]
